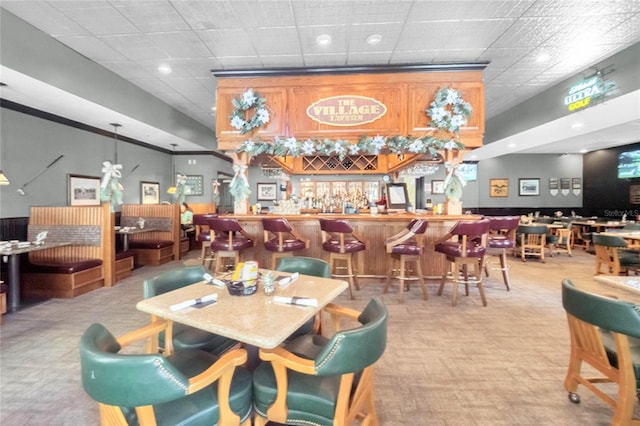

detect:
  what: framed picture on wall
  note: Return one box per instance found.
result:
[431,180,445,194]
[490,178,509,197]
[183,174,204,196]
[68,174,101,206]
[518,178,540,196]
[140,181,159,204]
[257,183,277,201]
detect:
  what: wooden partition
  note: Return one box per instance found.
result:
[121,203,180,263]
[24,203,114,294]
[188,202,216,215]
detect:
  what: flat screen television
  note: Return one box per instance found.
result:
[618,149,640,179]
[457,162,478,182]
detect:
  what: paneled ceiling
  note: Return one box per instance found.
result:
[1,0,639,157]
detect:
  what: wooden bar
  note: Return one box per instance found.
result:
[219,213,481,278]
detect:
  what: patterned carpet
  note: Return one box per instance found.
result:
[0,247,633,425]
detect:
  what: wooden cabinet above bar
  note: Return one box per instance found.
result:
[214,66,486,152]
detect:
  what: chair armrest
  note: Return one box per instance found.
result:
[431,232,454,246]
[189,347,248,393]
[259,346,316,374]
[385,229,416,252]
[289,228,310,248]
[323,303,362,331]
[116,320,169,348]
[239,229,257,246]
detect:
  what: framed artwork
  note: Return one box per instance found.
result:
[549,178,559,190]
[183,174,204,196]
[386,183,409,209]
[140,181,159,204]
[68,174,101,206]
[257,183,277,201]
[630,185,640,205]
[431,180,445,194]
[572,178,581,189]
[560,178,571,190]
[490,178,509,197]
[518,178,540,196]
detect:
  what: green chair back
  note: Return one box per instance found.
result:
[314,298,387,376]
[276,256,331,278]
[592,233,628,248]
[144,265,207,298]
[80,323,190,407]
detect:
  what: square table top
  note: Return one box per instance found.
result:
[590,275,640,303]
[0,241,71,256]
[136,271,348,349]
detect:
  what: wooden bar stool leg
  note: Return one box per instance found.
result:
[383,258,394,294]
[414,257,427,300]
[451,261,460,306]
[499,250,510,291]
[398,256,406,303]
[475,259,488,306]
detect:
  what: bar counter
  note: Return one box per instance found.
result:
[229,213,483,279]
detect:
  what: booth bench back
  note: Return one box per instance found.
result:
[27,203,114,285]
[120,204,180,261]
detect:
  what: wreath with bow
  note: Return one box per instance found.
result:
[230,88,270,134]
[425,87,473,133]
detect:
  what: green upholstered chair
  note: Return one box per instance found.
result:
[252,298,388,426]
[276,256,331,338]
[143,266,237,355]
[592,233,640,276]
[516,225,548,262]
[79,321,253,426]
[561,280,640,425]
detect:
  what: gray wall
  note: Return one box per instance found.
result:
[0,108,232,218]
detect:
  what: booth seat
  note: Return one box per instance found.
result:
[115,250,135,281]
[0,282,7,325]
[121,204,180,266]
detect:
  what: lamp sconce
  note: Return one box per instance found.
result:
[17,154,64,195]
[0,170,10,186]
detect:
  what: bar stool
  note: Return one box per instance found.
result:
[208,218,255,273]
[194,213,217,268]
[434,219,490,306]
[319,218,365,299]
[483,216,520,291]
[383,219,428,303]
[262,217,310,269]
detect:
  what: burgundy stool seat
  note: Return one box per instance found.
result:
[319,218,366,299]
[484,216,520,291]
[434,219,490,306]
[193,213,217,268]
[262,218,310,269]
[384,219,428,303]
[208,218,255,273]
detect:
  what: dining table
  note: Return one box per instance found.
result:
[590,275,640,303]
[136,270,349,356]
[572,220,628,233]
[0,241,71,312]
[115,226,157,251]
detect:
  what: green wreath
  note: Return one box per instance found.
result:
[426,87,473,133]
[230,88,270,134]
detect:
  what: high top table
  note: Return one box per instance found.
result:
[0,241,71,312]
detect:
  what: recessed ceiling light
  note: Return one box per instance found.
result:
[579,149,588,153]
[158,64,172,75]
[366,34,382,45]
[536,53,550,62]
[571,122,584,129]
[508,143,516,148]
[316,34,332,46]
[210,106,217,111]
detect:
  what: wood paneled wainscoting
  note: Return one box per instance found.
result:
[221,213,481,279]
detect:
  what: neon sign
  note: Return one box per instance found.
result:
[564,68,617,112]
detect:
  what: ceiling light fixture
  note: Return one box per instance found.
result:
[316,34,332,46]
[110,122,122,164]
[366,34,382,45]
[536,53,550,62]
[167,143,178,194]
[0,170,10,186]
[571,122,584,129]
[158,64,172,75]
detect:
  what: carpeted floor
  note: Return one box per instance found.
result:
[0,247,634,425]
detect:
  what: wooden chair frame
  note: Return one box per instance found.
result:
[91,320,250,426]
[517,229,547,262]
[254,303,380,426]
[562,281,640,425]
[383,222,428,303]
[593,235,637,276]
